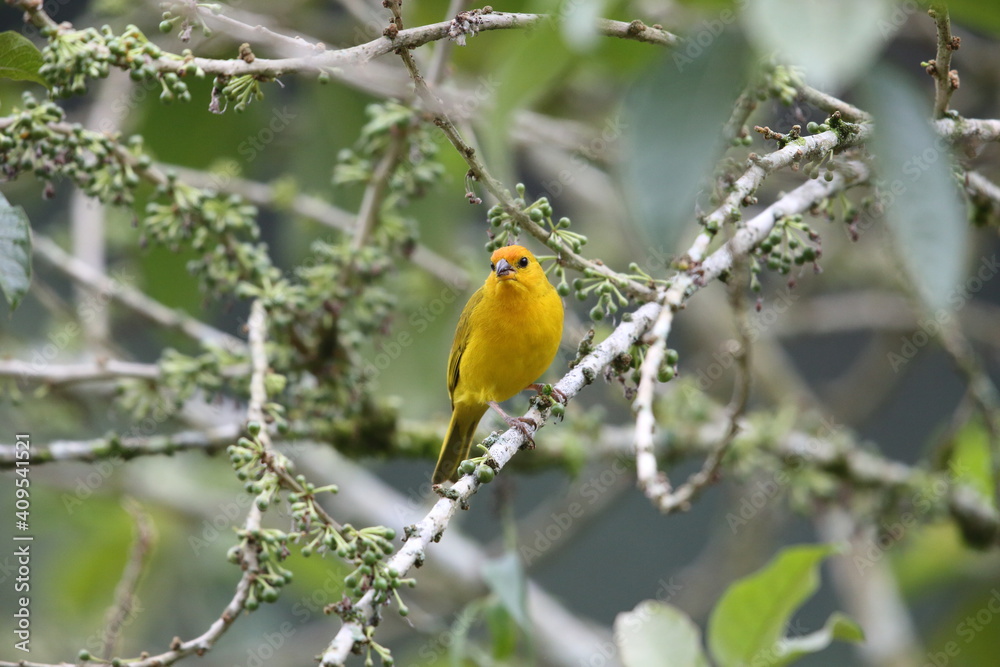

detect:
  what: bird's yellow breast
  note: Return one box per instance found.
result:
[452,277,563,407]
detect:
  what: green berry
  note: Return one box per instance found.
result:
[475,465,495,484]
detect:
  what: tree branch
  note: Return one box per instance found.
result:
[101,498,157,660]
[13,3,677,79]
[635,163,871,510]
[319,294,664,664]
[0,358,159,385]
[378,2,658,300]
[686,124,873,263]
[928,4,961,118]
[33,236,245,351]
[165,166,469,288]
[0,425,239,468]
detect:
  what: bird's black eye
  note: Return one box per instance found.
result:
[518,256,529,268]
[490,262,495,271]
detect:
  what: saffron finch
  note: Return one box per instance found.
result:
[432,245,564,484]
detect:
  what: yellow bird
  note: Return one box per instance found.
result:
[432,244,564,484]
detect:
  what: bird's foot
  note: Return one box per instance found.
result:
[488,401,537,448]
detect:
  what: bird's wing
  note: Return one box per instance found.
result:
[447,286,484,405]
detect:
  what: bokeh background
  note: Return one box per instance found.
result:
[2,0,1000,665]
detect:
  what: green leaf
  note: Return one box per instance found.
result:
[767,612,864,667]
[614,600,710,667]
[0,31,46,86]
[0,192,32,312]
[621,29,751,254]
[948,0,1000,37]
[707,543,837,667]
[742,0,895,90]
[891,522,966,596]
[950,420,995,506]
[481,551,530,630]
[860,64,968,314]
[485,600,519,660]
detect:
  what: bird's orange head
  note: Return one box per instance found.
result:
[486,245,547,289]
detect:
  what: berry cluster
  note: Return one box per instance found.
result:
[750,214,822,298]
[39,23,197,101]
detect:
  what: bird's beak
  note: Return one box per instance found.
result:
[495,258,515,280]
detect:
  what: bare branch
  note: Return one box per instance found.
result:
[319,294,664,664]
[797,83,872,123]
[928,4,961,118]
[12,3,678,80]
[635,163,871,510]
[101,498,157,660]
[33,236,245,351]
[686,124,873,263]
[0,425,239,468]
[165,166,469,289]
[0,358,159,385]
[352,129,405,251]
[378,2,658,300]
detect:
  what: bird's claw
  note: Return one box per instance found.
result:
[504,415,537,449]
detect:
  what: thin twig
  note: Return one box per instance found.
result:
[0,358,159,385]
[101,498,157,660]
[937,321,1000,501]
[654,263,753,513]
[193,3,329,56]
[33,236,245,351]
[928,4,961,118]
[12,2,679,79]
[352,129,405,250]
[380,1,657,300]
[965,171,1000,226]
[797,83,872,123]
[686,124,873,263]
[722,84,760,143]
[0,425,239,468]
[246,301,343,530]
[165,165,469,288]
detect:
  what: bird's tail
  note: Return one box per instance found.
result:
[433,404,487,484]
